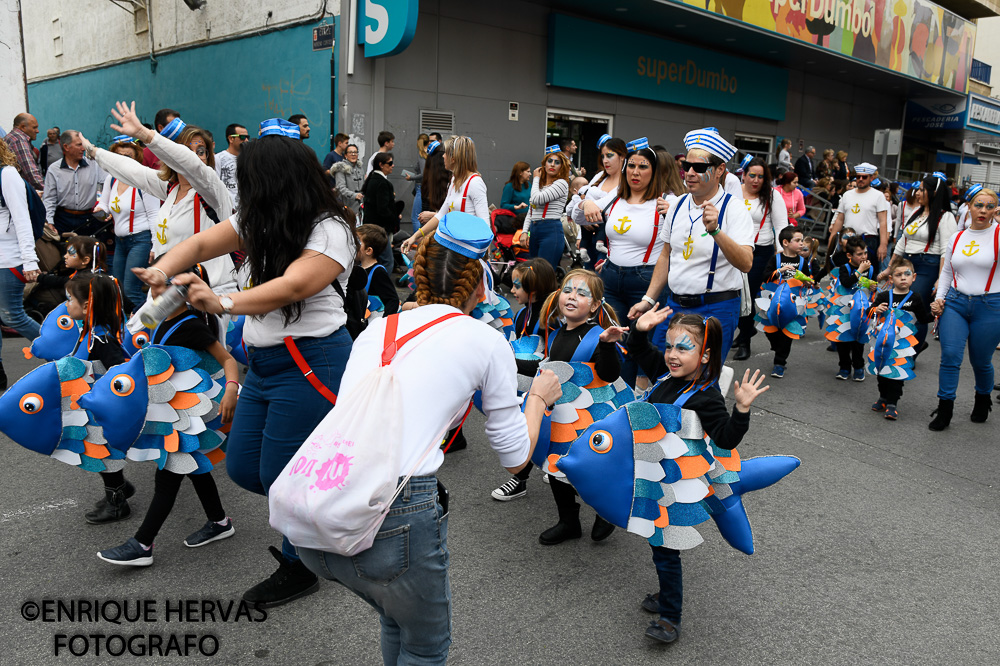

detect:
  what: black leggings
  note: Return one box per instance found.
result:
[837,341,866,370]
[877,376,904,404]
[766,331,794,366]
[134,468,226,546]
[99,470,126,488]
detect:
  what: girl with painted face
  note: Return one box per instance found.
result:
[567,135,626,270]
[604,308,768,644]
[573,137,673,386]
[517,269,623,545]
[732,157,789,361]
[929,187,1000,430]
[521,147,571,271]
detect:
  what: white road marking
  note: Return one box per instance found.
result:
[0,499,79,523]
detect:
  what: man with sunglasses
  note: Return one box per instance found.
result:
[215,123,248,207]
[827,162,889,265]
[630,127,753,353]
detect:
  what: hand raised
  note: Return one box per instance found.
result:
[733,369,770,412]
[599,326,629,344]
[634,303,673,332]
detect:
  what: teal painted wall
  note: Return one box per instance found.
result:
[28,22,335,155]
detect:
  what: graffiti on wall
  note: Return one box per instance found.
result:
[261,69,324,138]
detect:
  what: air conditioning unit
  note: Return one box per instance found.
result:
[419,110,455,137]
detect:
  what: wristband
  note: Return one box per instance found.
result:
[418,228,425,237]
[225,380,240,390]
[149,266,169,283]
[708,227,721,237]
[526,393,547,407]
[641,295,656,307]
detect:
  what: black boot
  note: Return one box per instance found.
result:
[539,503,582,545]
[970,393,993,423]
[85,482,133,524]
[928,399,954,431]
[591,515,615,542]
[732,342,751,361]
[242,546,320,608]
[0,362,7,392]
[443,425,467,453]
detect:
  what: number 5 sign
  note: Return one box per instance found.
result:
[358,0,419,58]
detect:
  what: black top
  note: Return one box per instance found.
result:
[838,263,874,290]
[74,334,127,374]
[515,322,620,383]
[364,264,400,316]
[761,253,818,278]
[362,172,398,233]
[151,311,216,350]
[626,327,749,450]
[815,250,848,282]
[513,302,542,338]
[871,289,934,324]
[794,154,815,183]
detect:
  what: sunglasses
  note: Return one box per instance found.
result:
[385,161,394,166]
[229,134,249,142]
[680,161,712,173]
[856,174,871,180]
[972,202,997,210]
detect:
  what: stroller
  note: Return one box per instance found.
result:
[489,208,529,288]
[0,236,66,335]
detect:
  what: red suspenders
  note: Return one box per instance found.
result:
[951,225,1000,290]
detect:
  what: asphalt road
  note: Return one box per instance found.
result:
[1,322,998,665]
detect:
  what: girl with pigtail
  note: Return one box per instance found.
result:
[514,268,623,545]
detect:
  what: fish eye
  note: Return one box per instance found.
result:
[589,429,613,454]
[132,331,149,348]
[56,315,75,330]
[20,393,44,414]
[111,374,135,396]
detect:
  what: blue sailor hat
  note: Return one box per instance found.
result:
[738,153,753,172]
[855,162,877,175]
[111,135,135,144]
[683,128,736,162]
[871,177,882,187]
[597,134,612,149]
[426,140,441,155]
[965,183,984,201]
[545,144,561,155]
[625,137,650,152]
[931,171,947,181]
[434,212,493,260]
[160,118,187,141]
[258,118,300,139]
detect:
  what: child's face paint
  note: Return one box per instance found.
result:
[891,268,914,291]
[65,294,86,320]
[510,272,529,305]
[559,278,597,325]
[663,327,705,381]
[64,246,85,270]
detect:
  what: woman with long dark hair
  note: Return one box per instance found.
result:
[134,123,358,608]
[417,140,450,228]
[732,157,789,360]
[878,173,956,348]
[567,135,626,270]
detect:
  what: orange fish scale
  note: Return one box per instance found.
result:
[675,454,711,479]
[163,430,179,453]
[168,391,200,410]
[546,453,561,474]
[82,441,110,459]
[206,448,226,465]
[148,366,175,385]
[653,504,670,528]
[634,423,666,444]
[550,420,581,443]
[61,378,89,397]
[717,450,742,472]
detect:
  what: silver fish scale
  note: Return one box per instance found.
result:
[634,441,666,463]
[677,409,705,439]
[712,482,733,500]
[657,483,676,507]
[84,425,106,444]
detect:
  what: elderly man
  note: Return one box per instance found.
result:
[795,146,816,188]
[42,130,105,235]
[3,113,44,190]
[39,127,63,176]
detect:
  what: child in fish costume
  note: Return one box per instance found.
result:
[824,236,878,381]
[867,259,934,420]
[754,227,815,378]
[570,306,798,645]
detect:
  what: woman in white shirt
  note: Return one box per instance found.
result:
[82,101,236,297]
[733,157,788,360]
[524,146,570,271]
[0,140,41,390]
[401,136,488,253]
[94,136,160,308]
[878,174,956,350]
[134,127,359,609]
[296,212,561,664]
[928,187,1000,431]
[568,136,626,270]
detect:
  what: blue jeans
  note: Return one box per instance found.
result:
[650,545,683,624]
[653,293,741,356]
[299,476,451,665]
[0,266,41,355]
[902,252,940,346]
[226,329,353,560]
[936,288,1000,400]
[601,261,661,386]
[113,232,152,311]
[411,184,422,228]
[528,219,563,272]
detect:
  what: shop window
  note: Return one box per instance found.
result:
[734,133,772,163]
[546,109,613,177]
[419,110,455,137]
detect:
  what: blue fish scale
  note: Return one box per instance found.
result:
[683,438,708,456]
[133,434,162,450]
[558,383,582,403]
[178,432,201,453]
[62,439,86,454]
[78,456,106,473]
[141,421,173,436]
[634,477,664,502]
[659,459,682,484]
[187,368,214,394]
[712,470,740,484]
[589,403,616,420]
[62,425,88,441]
[570,364,595,386]
[709,441,733,458]
[197,430,224,452]
[588,384,616,403]
[163,346,202,372]
[631,496,663,521]
[666,500,711,526]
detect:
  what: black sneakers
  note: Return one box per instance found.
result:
[97,538,153,567]
[242,546,320,608]
[184,518,236,547]
[491,476,527,501]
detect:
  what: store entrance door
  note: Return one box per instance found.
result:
[546,109,613,180]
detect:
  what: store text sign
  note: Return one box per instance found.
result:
[358,0,418,58]
[547,15,787,121]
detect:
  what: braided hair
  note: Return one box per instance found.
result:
[413,237,484,309]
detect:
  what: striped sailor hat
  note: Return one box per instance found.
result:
[111,135,135,145]
[931,171,947,181]
[738,153,753,172]
[625,137,650,152]
[258,118,300,139]
[855,162,877,175]
[544,144,561,155]
[160,118,187,141]
[965,183,984,201]
[597,134,612,149]
[434,212,493,260]
[683,127,736,162]
[426,140,442,155]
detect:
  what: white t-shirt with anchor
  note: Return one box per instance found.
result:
[937,224,1000,297]
[836,187,889,236]
[659,187,753,295]
[584,191,674,267]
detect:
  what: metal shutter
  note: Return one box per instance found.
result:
[419,110,455,136]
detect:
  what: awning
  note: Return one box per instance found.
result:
[935,152,981,165]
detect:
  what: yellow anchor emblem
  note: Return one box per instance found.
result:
[962,240,980,256]
[905,219,920,235]
[850,203,861,214]
[110,196,121,214]
[682,235,694,260]
[613,216,632,234]
[745,199,752,211]
[155,219,168,245]
[449,202,455,212]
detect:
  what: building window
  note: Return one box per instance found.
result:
[971,59,992,85]
[52,18,62,57]
[734,133,772,162]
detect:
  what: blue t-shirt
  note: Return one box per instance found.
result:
[500,182,530,213]
[322,151,345,170]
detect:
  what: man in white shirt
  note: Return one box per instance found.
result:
[827,162,889,262]
[365,130,395,177]
[215,123,247,208]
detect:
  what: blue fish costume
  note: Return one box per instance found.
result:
[225,314,248,365]
[23,302,82,361]
[754,256,809,340]
[471,264,515,341]
[824,266,875,344]
[866,292,918,381]
[552,368,799,554]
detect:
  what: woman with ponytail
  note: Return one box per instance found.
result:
[296,211,562,664]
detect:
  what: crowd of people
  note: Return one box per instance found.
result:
[2,104,1000,664]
